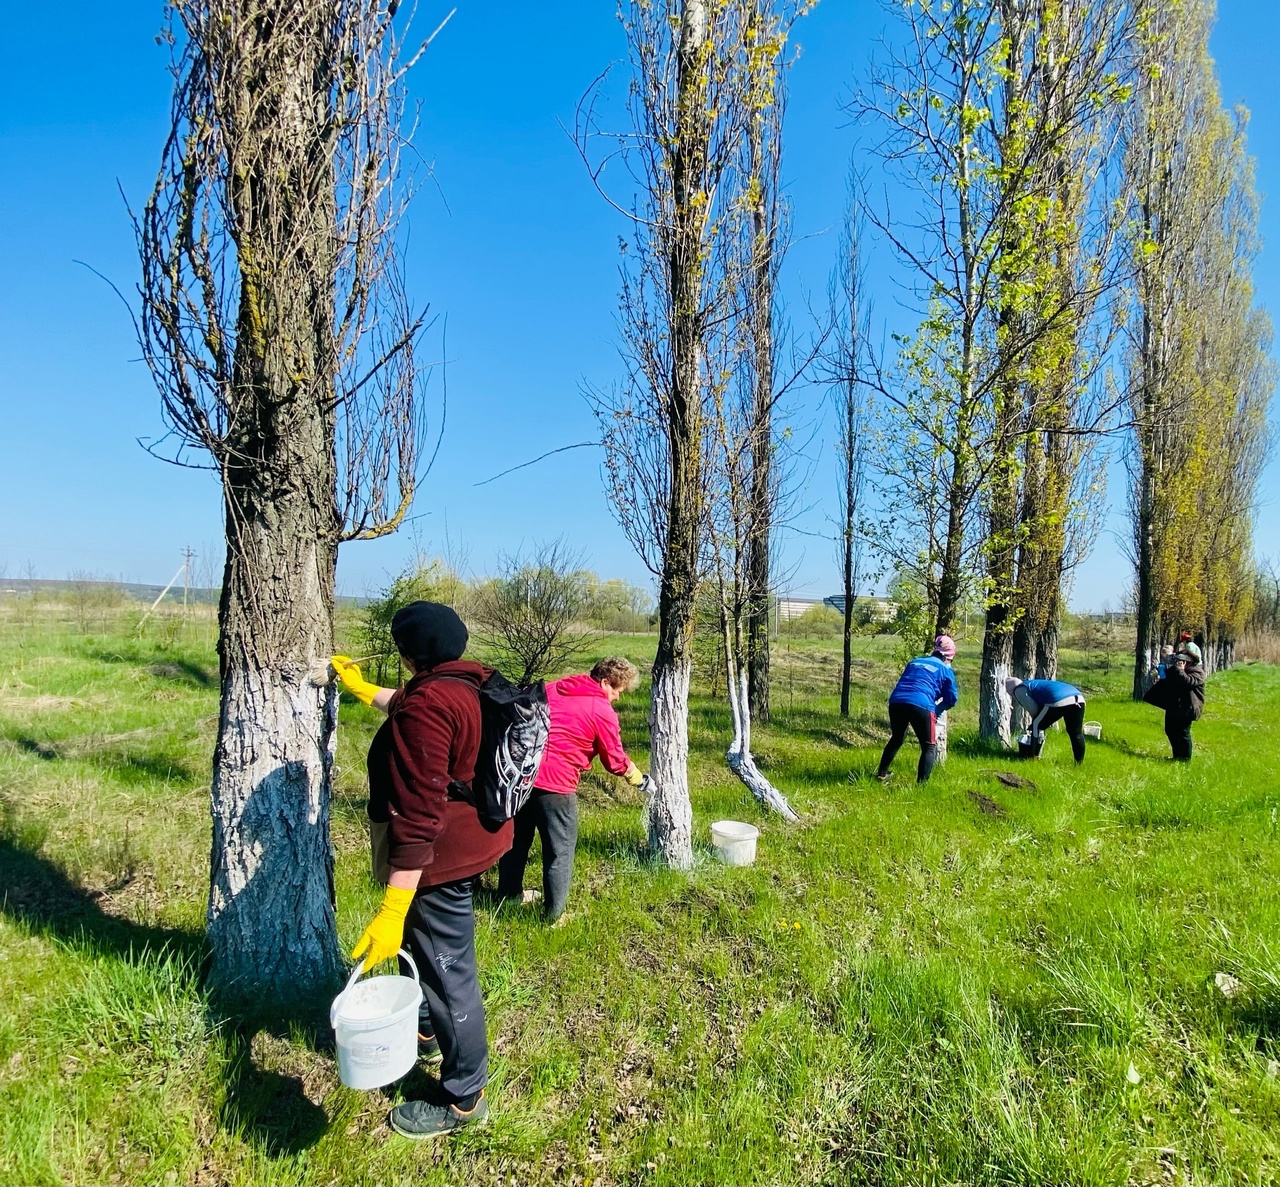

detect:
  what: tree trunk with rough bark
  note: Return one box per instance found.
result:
[210,496,342,1002]
[204,18,346,1004]
[646,0,711,870]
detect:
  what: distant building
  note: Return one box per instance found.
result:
[823,594,897,623]
[772,593,898,624]
[774,596,824,621]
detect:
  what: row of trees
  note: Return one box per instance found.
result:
[132,0,1271,1000]
[583,0,1273,861]
[1125,0,1274,687]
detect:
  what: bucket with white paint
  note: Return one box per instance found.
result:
[710,820,759,866]
[1083,720,1102,740]
[330,948,422,1090]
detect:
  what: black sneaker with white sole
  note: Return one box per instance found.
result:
[390,1092,488,1139]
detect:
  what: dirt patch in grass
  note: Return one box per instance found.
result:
[985,769,1039,791]
[966,790,1006,818]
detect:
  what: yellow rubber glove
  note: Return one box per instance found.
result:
[331,655,381,706]
[624,762,645,787]
[351,884,416,971]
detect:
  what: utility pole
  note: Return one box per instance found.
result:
[182,546,195,614]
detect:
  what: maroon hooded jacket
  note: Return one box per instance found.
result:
[366,660,513,887]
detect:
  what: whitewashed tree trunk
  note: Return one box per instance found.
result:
[935,709,949,763]
[726,670,797,820]
[647,660,694,868]
[209,667,341,998]
[978,656,1012,747]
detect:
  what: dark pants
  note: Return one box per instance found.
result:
[496,790,579,920]
[1034,702,1087,763]
[399,878,487,1102]
[878,702,938,783]
[1165,718,1193,761]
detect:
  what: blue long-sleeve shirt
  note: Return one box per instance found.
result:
[889,655,959,715]
[1019,678,1082,707]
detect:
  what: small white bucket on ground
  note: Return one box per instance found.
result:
[1083,720,1103,740]
[711,820,759,866]
[330,947,422,1090]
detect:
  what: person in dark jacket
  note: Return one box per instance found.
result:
[496,656,647,922]
[1142,640,1206,761]
[1005,676,1087,762]
[875,635,959,784]
[332,601,512,1139]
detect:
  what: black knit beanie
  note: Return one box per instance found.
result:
[390,601,469,671]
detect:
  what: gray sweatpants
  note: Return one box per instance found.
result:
[495,790,579,921]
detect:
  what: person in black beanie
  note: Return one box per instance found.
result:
[331,601,511,1139]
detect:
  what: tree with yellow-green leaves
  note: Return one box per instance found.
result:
[977,0,1129,745]
[1125,0,1274,695]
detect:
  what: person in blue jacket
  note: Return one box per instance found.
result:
[875,635,959,783]
[1005,676,1086,762]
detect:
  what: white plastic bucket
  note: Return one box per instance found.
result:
[711,820,759,866]
[330,947,422,1090]
[1083,720,1102,740]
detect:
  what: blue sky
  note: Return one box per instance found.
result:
[1,0,1276,611]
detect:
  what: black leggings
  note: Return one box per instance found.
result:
[878,702,938,783]
[1034,703,1087,763]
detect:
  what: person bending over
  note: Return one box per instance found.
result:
[1006,676,1086,762]
[875,635,959,784]
[332,601,512,1140]
[1143,641,1206,761]
[497,656,648,922]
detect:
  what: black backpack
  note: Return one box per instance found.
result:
[448,671,550,823]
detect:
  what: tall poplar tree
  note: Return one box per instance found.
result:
[1125,0,1273,693]
[137,0,433,1003]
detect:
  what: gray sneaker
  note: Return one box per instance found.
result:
[390,1093,488,1140]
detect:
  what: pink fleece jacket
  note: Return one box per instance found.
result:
[533,673,633,794]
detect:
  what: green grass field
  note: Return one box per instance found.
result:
[2,598,1279,1185]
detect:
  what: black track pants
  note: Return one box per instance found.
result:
[878,702,938,783]
[496,790,579,921]
[399,878,488,1102]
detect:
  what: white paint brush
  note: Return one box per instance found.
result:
[307,653,387,688]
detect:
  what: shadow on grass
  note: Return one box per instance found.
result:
[220,1041,332,1157]
[573,828,652,865]
[1234,991,1280,1042]
[947,734,1017,760]
[89,648,215,688]
[0,801,334,1158]
[1091,734,1164,761]
[10,734,195,785]
[0,805,206,968]
[763,706,890,750]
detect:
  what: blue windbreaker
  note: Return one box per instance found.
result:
[1021,678,1081,706]
[889,655,959,714]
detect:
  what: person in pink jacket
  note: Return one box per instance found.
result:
[496,656,647,921]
